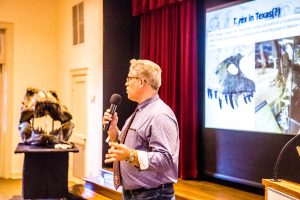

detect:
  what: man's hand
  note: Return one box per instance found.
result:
[102,109,119,142]
[104,142,130,163]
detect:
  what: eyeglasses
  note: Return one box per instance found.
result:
[126,76,140,82]
[126,76,148,84]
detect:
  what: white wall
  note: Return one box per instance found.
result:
[0,0,103,178]
[0,0,59,178]
[57,0,103,178]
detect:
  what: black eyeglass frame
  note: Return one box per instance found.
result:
[126,76,147,83]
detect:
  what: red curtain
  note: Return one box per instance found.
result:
[132,0,184,16]
[132,0,198,179]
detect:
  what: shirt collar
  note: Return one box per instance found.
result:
[137,94,159,110]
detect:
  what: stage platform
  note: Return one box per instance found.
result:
[68,169,264,200]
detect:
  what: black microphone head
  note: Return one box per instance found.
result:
[110,94,122,105]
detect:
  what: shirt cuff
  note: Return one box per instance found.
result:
[137,150,149,170]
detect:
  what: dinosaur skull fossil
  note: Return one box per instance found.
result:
[18,88,75,146]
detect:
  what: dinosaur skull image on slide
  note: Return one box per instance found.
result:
[207,53,256,109]
[18,88,75,146]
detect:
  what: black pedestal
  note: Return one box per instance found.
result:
[15,143,79,199]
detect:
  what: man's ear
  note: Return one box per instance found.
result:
[139,78,145,88]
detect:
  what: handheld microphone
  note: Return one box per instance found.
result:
[103,94,122,132]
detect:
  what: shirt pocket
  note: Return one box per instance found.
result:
[135,129,149,151]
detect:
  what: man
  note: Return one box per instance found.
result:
[102,59,179,199]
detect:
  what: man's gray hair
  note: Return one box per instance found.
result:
[129,59,162,91]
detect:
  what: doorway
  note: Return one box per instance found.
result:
[70,68,88,183]
[0,24,13,178]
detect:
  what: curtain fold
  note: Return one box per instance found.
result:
[132,0,184,16]
[136,0,198,179]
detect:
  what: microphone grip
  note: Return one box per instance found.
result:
[103,104,118,132]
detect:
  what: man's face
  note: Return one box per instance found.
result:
[125,70,141,102]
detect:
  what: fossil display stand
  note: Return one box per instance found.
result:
[15,143,79,199]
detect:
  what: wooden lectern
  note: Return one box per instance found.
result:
[262,179,300,200]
